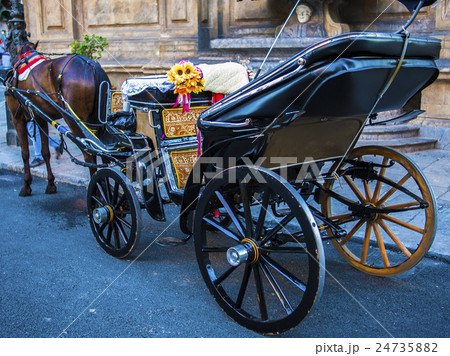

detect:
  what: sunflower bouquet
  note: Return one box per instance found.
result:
[167,60,205,113]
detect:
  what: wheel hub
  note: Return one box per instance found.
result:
[93,205,114,224]
[363,202,379,221]
[226,238,259,267]
[352,201,379,222]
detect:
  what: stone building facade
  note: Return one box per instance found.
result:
[21,0,450,126]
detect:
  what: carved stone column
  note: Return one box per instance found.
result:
[324,0,349,36]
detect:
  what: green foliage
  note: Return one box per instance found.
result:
[69,34,108,61]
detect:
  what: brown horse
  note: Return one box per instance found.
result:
[5,41,110,196]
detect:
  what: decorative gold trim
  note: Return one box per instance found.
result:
[241,238,259,263]
[111,91,123,113]
[162,106,209,138]
[169,149,198,189]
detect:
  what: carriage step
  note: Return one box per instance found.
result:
[357,137,438,153]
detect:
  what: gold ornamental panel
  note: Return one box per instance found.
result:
[111,91,124,113]
[170,149,198,189]
[162,106,209,138]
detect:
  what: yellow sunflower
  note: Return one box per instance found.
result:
[167,63,186,84]
[167,60,205,107]
[183,62,196,79]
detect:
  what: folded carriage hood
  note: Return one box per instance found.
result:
[197,32,441,132]
[398,0,438,12]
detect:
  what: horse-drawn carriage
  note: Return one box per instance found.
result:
[2,0,440,334]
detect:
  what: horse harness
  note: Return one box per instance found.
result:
[9,51,76,104]
[6,51,102,132]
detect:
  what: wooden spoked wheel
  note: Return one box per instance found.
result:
[87,168,141,259]
[194,166,325,335]
[321,145,436,276]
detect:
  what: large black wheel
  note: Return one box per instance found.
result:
[194,166,325,335]
[87,168,141,259]
[321,145,436,276]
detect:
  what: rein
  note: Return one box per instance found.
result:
[55,54,77,95]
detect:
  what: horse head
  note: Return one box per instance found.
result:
[8,40,36,66]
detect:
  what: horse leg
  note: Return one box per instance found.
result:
[12,113,33,196]
[38,122,57,194]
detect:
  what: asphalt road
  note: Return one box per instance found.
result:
[0,169,448,338]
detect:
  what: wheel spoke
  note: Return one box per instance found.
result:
[261,255,307,292]
[91,195,104,207]
[259,261,293,315]
[116,216,132,230]
[328,212,353,221]
[215,191,246,238]
[115,220,129,244]
[381,214,425,234]
[235,264,253,309]
[339,219,365,246]
[376,173,411,206]
[363,179,373,202]
[373,222,390,267]
[343,175,366,203]
[98,221,108,233]
[380,201,421,211]
[254,187,271,239]
[214,265,238,286]
[112,223,121,249]
[361,222,372,264]
[378,219,412,258]
[104,177,112,202]
[259,212,295,246]
[112,181,119,206]
[203,216,241,242]
[240,182,254,239]
[96,182,108,203]
[105,223,113,245]
[253,263,268,321]
[114,194,126,211]
[372,157,389,202]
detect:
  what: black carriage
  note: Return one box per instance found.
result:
[4,0,440,335]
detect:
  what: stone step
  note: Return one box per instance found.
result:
[361,124,420,140]
[357,137,438,153]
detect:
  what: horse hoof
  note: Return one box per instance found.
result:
[45,185,57,194]
[19,187,32,197]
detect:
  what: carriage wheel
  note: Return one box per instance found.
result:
[194,166,325,335]
[321,145,436,276]
[87,168,142,259]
